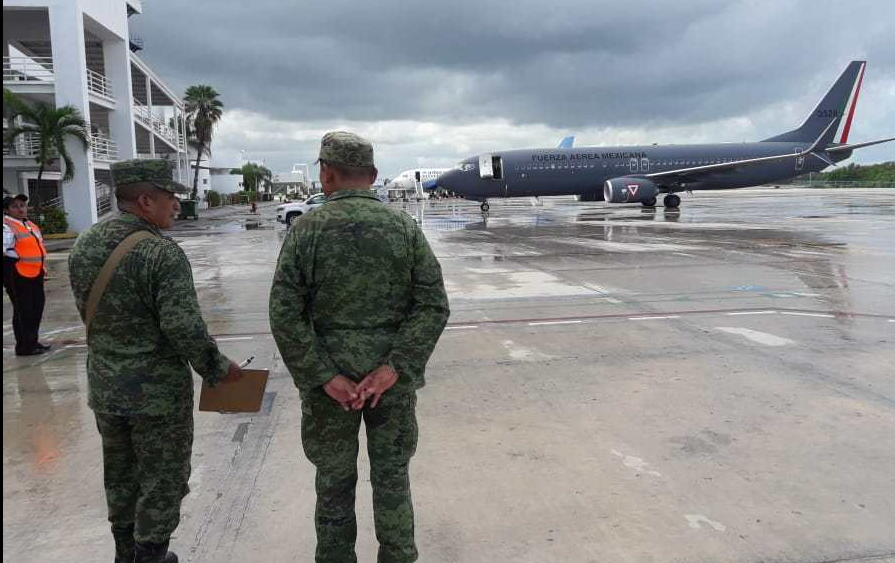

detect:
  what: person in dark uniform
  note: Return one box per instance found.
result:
[3,194,50,356]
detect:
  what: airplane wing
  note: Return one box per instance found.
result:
[644,120,838,181]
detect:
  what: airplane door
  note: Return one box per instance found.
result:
[641,157,650,172]
[479,154,493,178]
[794,148,804,171]
[629,158,639,173]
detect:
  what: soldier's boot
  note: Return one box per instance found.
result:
[111,524,135,563]
[134,541,178,563]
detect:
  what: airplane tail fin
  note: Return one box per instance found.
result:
[763,61,866,145]
[558,136,575,149]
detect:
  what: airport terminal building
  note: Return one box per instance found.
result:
[3,0,191,232]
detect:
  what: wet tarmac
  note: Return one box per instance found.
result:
[4,188,895,563]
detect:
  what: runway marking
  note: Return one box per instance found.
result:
[889,319,895,323]
[65,344,88,349]
[715,327,795,347]
[40,325,82,337]
[596,297,623,304]
[781,312,835,318]
[791,292,821,297]
[528,320,582,326]
[726,310,777,316]
[446,325,479,330]
[684,514,727,532]
[216,336,254,342]
[628,315,680,321]
[611,449,662,477]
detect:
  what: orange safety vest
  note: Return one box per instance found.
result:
[3,216,48,278]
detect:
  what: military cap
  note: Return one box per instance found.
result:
[3,193,28,208]
[316,131,375,168]
[110,158,190,195]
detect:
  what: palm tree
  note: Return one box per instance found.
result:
[231,162,273,196]
[3,90,89,208]
[184,85,223,200]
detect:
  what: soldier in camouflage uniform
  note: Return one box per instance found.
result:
[270,132,449,563]
[68,159,242,563]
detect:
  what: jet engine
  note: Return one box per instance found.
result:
[603,177,659,204]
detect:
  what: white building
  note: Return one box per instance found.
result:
[271,163,312,196]
[3,0,190,232]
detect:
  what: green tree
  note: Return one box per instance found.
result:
[3,89,89,208]
[184,85,224,200]
[231,162,272,194]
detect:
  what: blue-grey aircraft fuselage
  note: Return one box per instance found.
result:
[436,61,893,209]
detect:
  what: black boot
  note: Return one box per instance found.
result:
[111,524,135,563]
[134,541,178,563]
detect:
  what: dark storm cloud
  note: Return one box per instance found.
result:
[132,0,895,127]
[130,0,895,173]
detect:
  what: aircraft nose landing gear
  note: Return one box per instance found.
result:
[664,194,681,208]
[480,201,490,213]
[641,197,657,207]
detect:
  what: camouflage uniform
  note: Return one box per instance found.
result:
[68,160,230,558]
[270,132,450,563]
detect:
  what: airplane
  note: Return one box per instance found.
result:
[389,136,576,191]
[435,61,893,212]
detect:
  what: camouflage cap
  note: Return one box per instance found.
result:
[110,159,190,195]
[316,131,374,168]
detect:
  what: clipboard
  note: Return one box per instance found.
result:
[199,369,269,413]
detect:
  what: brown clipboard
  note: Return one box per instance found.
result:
[198,369,269,413]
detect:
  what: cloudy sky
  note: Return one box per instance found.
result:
[131,0,895,179]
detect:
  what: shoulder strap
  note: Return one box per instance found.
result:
[85,230,156,332]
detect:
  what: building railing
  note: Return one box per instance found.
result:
[86,68,114,100]
[3,132,42,157]
[3,56,54,83]
[133,100,153,126]
[90,133,118,161]
[95,182,114,216]
[132,101,181,147]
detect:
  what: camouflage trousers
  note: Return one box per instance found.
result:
[94,411,193,544]
[301,390,419,563]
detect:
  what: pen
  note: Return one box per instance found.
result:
[239,356,254,368]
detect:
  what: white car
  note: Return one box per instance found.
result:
[276,194,327,225]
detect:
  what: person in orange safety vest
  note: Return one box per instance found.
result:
[3,194,50,356]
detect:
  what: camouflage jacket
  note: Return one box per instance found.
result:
[68,212,230,416]
[270,189,449,397]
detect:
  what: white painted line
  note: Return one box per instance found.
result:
[216,336,254,342]
[781,312,835,318]
[888,319,895,323]
[40,325,82,336]
[65,344,88,349]
[446,325,479,330]
[727,310,777,316]
[628,315,680,321]
[598,297,623,304]
[528,320,583,326]
[685,514,727,532]
[715,327,795,347]
[791,292,821,297]
[771,293,793,298]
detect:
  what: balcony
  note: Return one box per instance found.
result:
[90,133,118,162]
[3,56,54,84]
[2,131,117,162]
[3,132,41,158]
[133,99,181,149]
[86,69,114,101]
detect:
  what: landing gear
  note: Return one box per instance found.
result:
[641,197,657,207]
[664,194,681,208]
[480,202,490,213]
